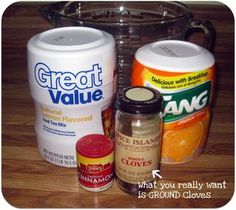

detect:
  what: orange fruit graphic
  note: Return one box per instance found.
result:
[162,120,207,163]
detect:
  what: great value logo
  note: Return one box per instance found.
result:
[163,81,211,122]
[34,62,103,105]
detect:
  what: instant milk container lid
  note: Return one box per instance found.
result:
[33,26,114,51]
[135,40,215,72]
[27,26,116,84]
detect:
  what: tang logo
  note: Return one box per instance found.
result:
[163,82,211,122]
[34,62,103,105]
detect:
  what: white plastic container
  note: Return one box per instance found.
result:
[28,27,116,167]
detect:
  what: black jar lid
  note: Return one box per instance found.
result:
[116,86,163,114]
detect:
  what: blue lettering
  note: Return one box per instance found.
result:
[35,63,103,91]
[93,89,103,101]
[34,63,51,88]
[49,90,61,104]
[48,89,103,105]
[61,93,74,105]
[74,90,79,104]
[79,91,92,104]
[35,62,104,105]
[60,72,76,90]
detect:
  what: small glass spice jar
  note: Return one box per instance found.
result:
[76,134,114,192]
[115,86,163,195]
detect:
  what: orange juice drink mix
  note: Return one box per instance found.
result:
[132,40,215,164]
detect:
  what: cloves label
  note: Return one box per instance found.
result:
[115,130,161,184]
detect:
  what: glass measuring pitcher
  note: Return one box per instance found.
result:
[40,1,215,90]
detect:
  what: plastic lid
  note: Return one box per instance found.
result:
[35,27,112,51]
[135,40,215,72]
[116,86,163,114]
[76,134,114,158]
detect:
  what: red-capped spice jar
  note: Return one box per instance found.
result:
[76,134,114,192]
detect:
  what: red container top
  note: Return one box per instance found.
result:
[76,134,114,158]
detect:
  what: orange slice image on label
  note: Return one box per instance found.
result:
[162,111,210,163]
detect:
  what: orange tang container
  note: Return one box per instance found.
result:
[131,40,215,164]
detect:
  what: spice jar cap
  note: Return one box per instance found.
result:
[116,86,163,114]
[76,134,114,158]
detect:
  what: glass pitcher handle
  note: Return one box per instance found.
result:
[187,20,215,51]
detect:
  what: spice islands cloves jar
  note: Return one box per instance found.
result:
[115,86,163,195]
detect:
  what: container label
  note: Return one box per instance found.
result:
[32,62,114,139]
[115,131,161,184]
[77,153,114,188]
[29,60,115,167]
[141,68,210,91]
[34,62,103,105]
[163,82,211,123]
